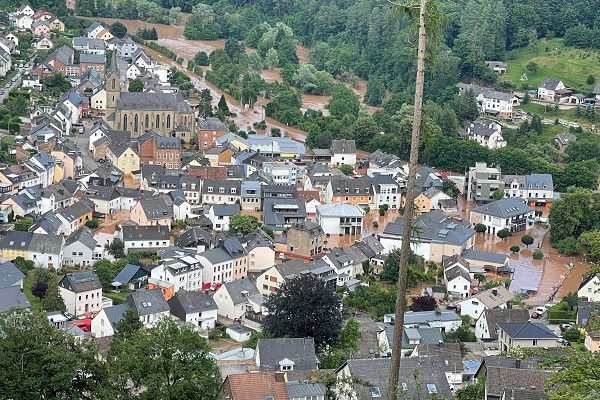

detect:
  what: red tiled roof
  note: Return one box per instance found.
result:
[224,372,288,400]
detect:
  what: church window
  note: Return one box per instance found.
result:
[145,114,149,128]
[156,115,160,128]
[111,79,115,90]
[134,115,139,132]
[167,115,171,129]
[123,114,127,129]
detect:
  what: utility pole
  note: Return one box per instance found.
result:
[387,0,428,398]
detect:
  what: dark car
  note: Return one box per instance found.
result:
[530,312,540,319]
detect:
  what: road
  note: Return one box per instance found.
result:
[71,120,98,173]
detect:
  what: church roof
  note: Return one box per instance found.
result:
[117,92,192,113]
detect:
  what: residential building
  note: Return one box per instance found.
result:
[502,174,555,207]
[578,273,600,302]
[174,227,214,253]
[121,225,170,254]
[220,372,289,400]
[326,177,373,207]
[197,117,229,149]
[0,231,64,268]
[469,197,535,234]
[263,198,307,233]
[0,285,30,312]
[466,120,506,149]
[90,303,130,338]
[475,308,530,343]
[240,180,262,211]
[255,259,335,295]
[255,338,319,372]
[106,141,139,175]
[58,271,103,317]
[413,187,454,214]
[168,289,218,329]
[213,277,260,320]
[263,161,297,185]
[379,211,475,262]
[316,203,363,235]
[335,356,452,400]
[464,162,504,204]
[149,248,204,292]
[84,185,121,216]
[201,179,241,205]
[410,343,464,391]
[444,260,471,299]
[285,220,325,260]
[198,237,249,285]
[554,132,577,150]
[497,321,559,351]
[485,61,507,74]
[415,167,443,193]
[57,200,94,235]
[138,132,181,169]
[371,174,401,209]
[456,82,518,118]
[538,78,565,101]
[125,288,170,327]
[385,310,462,332]
[457,286,514,319]
[330,139,356,166]
[478,364,553,400]
[63,226,100,267]
[207,203,240,231]
[79,53,105,75]
[112,263,148,290]
[584,314,600,352]
[130,195,173,228]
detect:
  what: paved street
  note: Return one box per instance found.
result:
[71,120,98,173]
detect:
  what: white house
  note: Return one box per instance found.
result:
[213,277,261,320]
[126,63,143,80]
[316,203,364,235]
[330,139,357,166]
[456,286,514,319]
[456,83,518,118]
[386,310,462,333]
[466,120,506,149]
[14,14,33,30]
[125,289,170,328]
[90,88,106,113]
[469,197,535,234]
[538,78,565,102]
[63,226,100,267]
[168,289,218,330]
[579,274,600,302]
[90,303,130,338]
[497,321,559,352]
[28,233,65,269]
[22,71,41,89]
[121,225,170,254]
[58,271,103,317]
[444,262,471,299]
[503,174,555,207]
[372,174,402,209]
[149,248,204,293]
[196,238,248,285]
[207,204,240,231]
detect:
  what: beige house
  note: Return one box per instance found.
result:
[58,271,103,317]
[106,141,139,175]
[51,141,82,180]
[285,220,326,260]
[497,321,559,352]
[130,196,173,229]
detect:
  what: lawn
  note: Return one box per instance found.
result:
[23,269,42,312]
[503,38,600,93]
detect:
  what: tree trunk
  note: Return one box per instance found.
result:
[387,0,428,398]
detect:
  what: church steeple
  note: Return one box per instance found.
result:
[105,50,120,119]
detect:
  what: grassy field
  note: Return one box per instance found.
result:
[503,38,600,92]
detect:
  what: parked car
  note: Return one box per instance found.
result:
[4,83,9,88]
[78,127,84,134]
[560,323,573,332]
[530,312,540,319]
[559,120,568,126]
[569,122,580,128]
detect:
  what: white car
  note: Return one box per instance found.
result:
[569,122,580,128]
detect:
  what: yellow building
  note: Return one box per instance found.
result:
[49,17,65,32]
[107,141,139,175]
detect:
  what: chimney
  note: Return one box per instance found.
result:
[274,372,286,382]
[515,359,521,369]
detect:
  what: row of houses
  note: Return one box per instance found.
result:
[9,5,64,34]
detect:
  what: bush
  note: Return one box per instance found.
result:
[85,219,99,229]
[563,327,583,342]
[532,249,544,259]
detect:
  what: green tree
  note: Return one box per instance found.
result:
[339,317,360,357]
[14,217,33,231]
[127,78,144,92]
[510,245,520,253]
[442,179,460,199]
[475,224,487,234]
[113,307,143,340]
[522,91,530,104]
[340,165,354,176]
[556,237,580,256]
[444,325,476,342]
[0,309,108,398]
[497,229,510,240]
[194,51,210,66]
[492,189,504,200]
[525,61,538,74]
[380,248,426,287]
[198,88,213,118]
[364,76,386,106]
[41,278,66,312]
[264,48,279,71]
[93,259,120,290]
[108,238,125,258]
[563,327,583,342]
[110,22,127,39]
[455,89,479,122]
[85,219,99,229]
[555,160,600,191]
[456,378,484,400]
[587,75,596,85]
[13,257,34,273]
[473,273,486,287]
[327,84,360,119]
[264,275,342,346]
[7,95,29,116]
[217,94,229,114]
[228,215,262,236]
[521,234,534,248]
[546,352,600,399]
[350,115,379,149]
[578,230,600,260]
[108,317,221,399]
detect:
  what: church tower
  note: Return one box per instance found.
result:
[105,50,120,121]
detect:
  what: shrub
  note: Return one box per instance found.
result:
[532,250,544,259]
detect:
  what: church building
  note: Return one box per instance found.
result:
[104,52,195,138]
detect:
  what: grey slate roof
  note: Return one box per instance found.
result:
[59,271,101,293]
[256,338,319,372]
[211,204,240,216]
[286,382,326,397]
[0,261,25,289]
[382,211,474,246]
[339,356,452,399]
[0,231,33,251]
[468,120,500,137]
[79,53,105,64]
[539,77,562,90]
[222,277,259,305]
[497,321,558,339]
[471,197,535,218]
[174,227,214,249]
[58,200,93,223]
[330,139,356,154]
[461,249,509,265]
[103,303,131,329]
[28,233,64,255]
[126,288,170,316]
[479,309,530,340]
[577,300,600,326]
[198,117,227,130]
[402,310,462,325]
[29,211,62,235]
[456,82,516,101]
[486,367,552,399]
[117,92,192,113]
[0,286,30,312]
[168,289,217,319]
[445,264,471,283]
[65,226,97,250]
[122,225,170,241]
[139,196,173,220]
[555,132,577,146]
[526,174,554,192]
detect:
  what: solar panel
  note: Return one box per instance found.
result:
[73,271,95,282]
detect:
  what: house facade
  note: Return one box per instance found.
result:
[469,197,535,234]
[58,271,103,317]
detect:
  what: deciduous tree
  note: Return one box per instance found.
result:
[409,295,437,312]
[127,78,144,92]
[521,234,534,248]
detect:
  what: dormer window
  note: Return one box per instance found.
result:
[278,358,295,371]
[219,187,225,193]
[207,187,213,193]
[231,188,237,194]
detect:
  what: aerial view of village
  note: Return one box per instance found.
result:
[0,0,599,398]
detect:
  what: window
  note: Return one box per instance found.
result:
[533,339,538,346]
[167,115,171,129]
[371,387,381,397]
[156,115,160,128]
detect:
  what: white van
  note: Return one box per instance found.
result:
[535,306,547,314]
